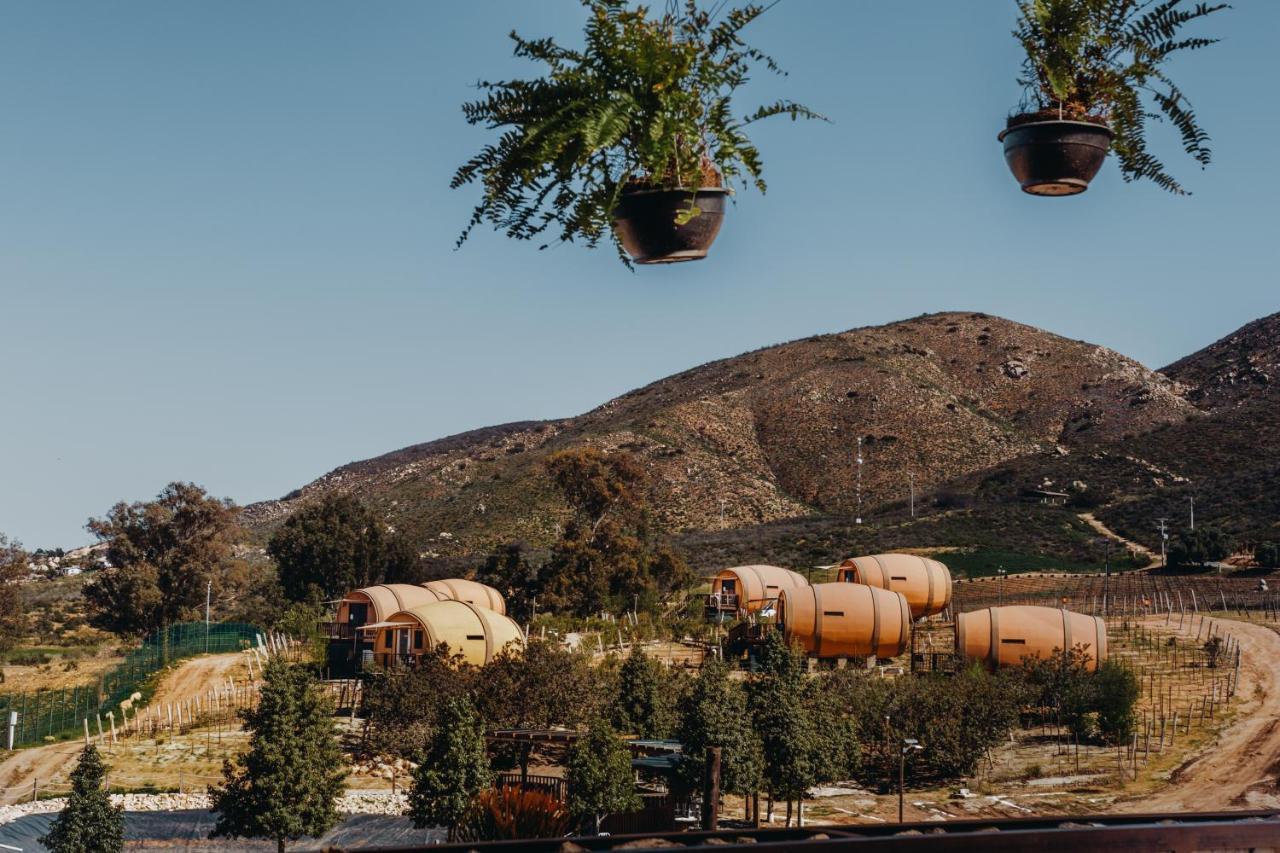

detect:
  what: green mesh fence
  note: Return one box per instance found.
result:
[0,621,260,749]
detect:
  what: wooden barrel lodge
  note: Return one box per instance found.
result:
[707,564,809,618]
[956,605,1108,671]
[371,599,524,668]
[423,578,507,615]
[835,553,952,619]
[777,582,911,659]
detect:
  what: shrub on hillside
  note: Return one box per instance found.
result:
[1255,541,1280,569]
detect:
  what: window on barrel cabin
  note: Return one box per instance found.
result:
[383,633,392,650]
[414,631,424,649]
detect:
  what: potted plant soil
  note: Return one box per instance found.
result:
[452,0,823,266]
[1000,0,1227,196]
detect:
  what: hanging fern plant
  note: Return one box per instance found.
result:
[1003,0,1228,195]
[452,0,823,265]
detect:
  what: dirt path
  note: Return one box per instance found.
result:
[0,651,251,804]
[1080,512,1156,564]
[1122,618,1280,812]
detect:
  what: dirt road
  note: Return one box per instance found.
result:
[0,651,252,804]
[1079,512,1156,564]
[1123,618,1280,811]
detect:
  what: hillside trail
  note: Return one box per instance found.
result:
[1079,512,1156,564]
[0,651,251,805]
[1120,618,1280,812]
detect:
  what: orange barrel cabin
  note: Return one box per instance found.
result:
[956,605,1108,671]
[422,578,506,615]
[835,554,952,620]
[777,582,911,659]
[707,565,809,618]
[368,599,525,668]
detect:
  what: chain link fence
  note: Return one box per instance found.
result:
[0,622,259,749]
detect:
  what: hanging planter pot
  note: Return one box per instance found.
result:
[998,114,1113,196]
[1004,1,1226,197]
[451,1,823,268]
[612,187,730,264]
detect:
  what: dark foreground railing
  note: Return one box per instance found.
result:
[315,809,1280,852]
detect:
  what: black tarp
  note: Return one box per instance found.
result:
[0,810,443,851]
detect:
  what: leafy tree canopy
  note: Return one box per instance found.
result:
[267,493,420,603]
[84,482,246,636]
[567,716,640,835]
[1168,526,1232,569]
[677,656,763,797]
[0,533,27,652]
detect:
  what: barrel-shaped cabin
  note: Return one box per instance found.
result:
[706,565,809,619]
[777,582,911,660]
[367,600,525,668]
[956,606,1108,671]
[835,554,952,619]
[423,578,506,615]
[333,584,448,638]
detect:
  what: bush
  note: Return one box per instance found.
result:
[1255,542,1280,569]
[1093,660,1139,744]
[456,787,571,843]
[1167,528,1232,569]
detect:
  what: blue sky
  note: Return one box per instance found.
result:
[1,1,1276,548]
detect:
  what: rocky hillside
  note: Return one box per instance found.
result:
[1163,312,1279,409]
[242,311,1195,561]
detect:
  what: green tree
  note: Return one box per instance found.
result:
[1168,527,1232,569]
[211,659,346,853]
[1254,541,1279,569]
[748,633,822,825]
[362,643,476,760]
[39,744,123,853]
[612,645,676,738]
[0,533,28,652]
[472,640,608,780]
[677,657,763,802]
[476,542,542,620]
[267,494,419,603]
[84,482,245,636]
[1094,659,1140,744]
[566,716,640,835]
[407,696,492,840]
[538,448,693,616]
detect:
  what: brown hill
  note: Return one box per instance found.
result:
[1163,312,1280,409]
[242,311,1193,561]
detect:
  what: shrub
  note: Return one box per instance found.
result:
[1255,541,1280,569]
[1094,660,1139,744]
[456,787,572,843]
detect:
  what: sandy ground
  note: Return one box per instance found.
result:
[0,651,252,804]
[1119,617,1280,812]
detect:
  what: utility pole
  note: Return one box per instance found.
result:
[855,437,864,525]
[1189,496,1195,531]
[719,497,727,527]
[1157,518,1170,568]
[1104,538,1111,577]
[908,472,916,519]
[998,568,1006,606]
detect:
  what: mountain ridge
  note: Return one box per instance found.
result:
[243,310,1234,565]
